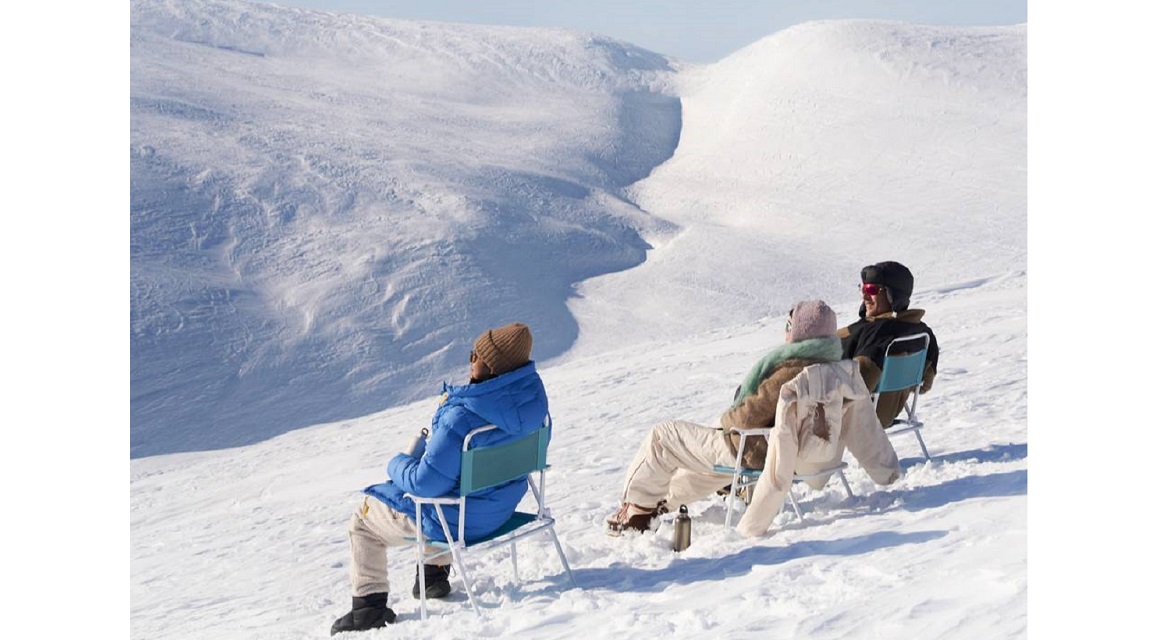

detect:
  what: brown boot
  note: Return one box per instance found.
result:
[606,502,660,536]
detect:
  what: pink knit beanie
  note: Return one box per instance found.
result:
[787,300,838,343]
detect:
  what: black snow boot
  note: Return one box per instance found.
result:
[330,592,396,635]
[412,564,452,599]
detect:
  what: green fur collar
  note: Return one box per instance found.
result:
[731,337,843,407]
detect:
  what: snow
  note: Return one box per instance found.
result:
[126,0,1032,637]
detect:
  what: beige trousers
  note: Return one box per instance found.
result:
[347,496,451,597]
[620,419,737,511]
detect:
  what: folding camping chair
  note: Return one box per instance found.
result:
[713,427,854,529]
[405,417,575,620]
[873,332,932,460]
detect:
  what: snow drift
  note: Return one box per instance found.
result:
[131,0,680,456]
[130,0,1024,464]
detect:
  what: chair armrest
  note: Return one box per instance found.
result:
[404,494,462,505]
[728,427,772,436]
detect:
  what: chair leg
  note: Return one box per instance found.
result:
[417,562,428,621]
[914,430,931,460]
[415,504,429,622]
[446,543,481,618]
[545,525,576,587]
[787,489,805,520]
[836,470,855,499]
[905,400,930,461]
[510,540,520,584]
[723,470,742,528]
[724,490,737,529]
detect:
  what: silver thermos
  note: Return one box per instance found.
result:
[672,505,692,552]
[404,428,429,457]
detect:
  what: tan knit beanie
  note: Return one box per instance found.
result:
[472,322,533,376]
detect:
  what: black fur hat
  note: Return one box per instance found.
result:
[859,261,914,316]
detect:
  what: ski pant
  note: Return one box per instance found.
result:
[347,496,450,597]
[620,419,737,511]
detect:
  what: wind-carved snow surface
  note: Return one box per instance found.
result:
[131,3,1026,637]
[131,2,1022,460]
[131,0,681,457]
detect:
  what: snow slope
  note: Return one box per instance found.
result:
[131,0,680,456]
[130,2,1028,637]
[130,1,1023,459]
[569,20,1025,356]
[130,272,1027,639]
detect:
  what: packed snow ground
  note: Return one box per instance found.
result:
[130,1,1028,637]
[131,270,1026,640]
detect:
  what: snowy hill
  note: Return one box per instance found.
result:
[569,20,1025,354]
[131,0,680,457]
[130,0,1023,459]
[130,1,1027,637]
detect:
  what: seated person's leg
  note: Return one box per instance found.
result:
[608,420,734,534]
[664,467,734,513]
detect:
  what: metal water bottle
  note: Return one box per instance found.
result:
[672,505,692,552]
[404,428,429,457]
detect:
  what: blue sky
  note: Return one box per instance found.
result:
[258,0,1027,62]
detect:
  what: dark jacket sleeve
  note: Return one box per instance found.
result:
[921,326,940,393]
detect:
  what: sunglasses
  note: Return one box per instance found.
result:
[469,351,478,363]
[860,283,884,296]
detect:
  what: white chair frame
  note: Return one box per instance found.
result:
[405,418,575,621]
[713,427,854,529]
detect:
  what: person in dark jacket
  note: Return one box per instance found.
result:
[331,322,549,635]
[838,261,940,427]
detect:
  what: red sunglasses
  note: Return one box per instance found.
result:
[860,283,884,296]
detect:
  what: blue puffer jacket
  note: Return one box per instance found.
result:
[364,362,549,543]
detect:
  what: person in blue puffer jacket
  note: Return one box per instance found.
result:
[331,322,550,635]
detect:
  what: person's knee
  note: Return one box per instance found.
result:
[348,497,371,534]
[650,419,681,442]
